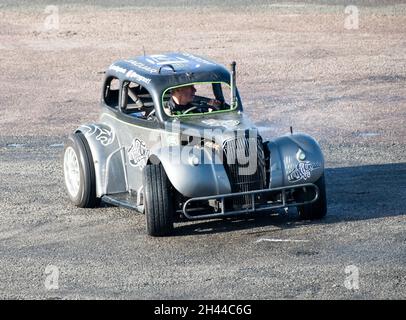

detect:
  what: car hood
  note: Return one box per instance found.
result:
[170,112,260,144]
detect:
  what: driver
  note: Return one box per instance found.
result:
[167,85,196,113]
[167,84,222,115]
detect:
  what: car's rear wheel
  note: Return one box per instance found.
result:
[143,163,174,236]
[63,132,99,208]
[294,174,327,220]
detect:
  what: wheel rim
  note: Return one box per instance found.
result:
[64,146,81,198]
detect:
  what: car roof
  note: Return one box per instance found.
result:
[105,52,231,94]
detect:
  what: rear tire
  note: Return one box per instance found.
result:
[63,132,99,208]
[143,164,174,236]
[295,174,327,220]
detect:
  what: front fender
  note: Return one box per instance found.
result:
[76,123,127,197]
[265,133,324,188]
[149,146,231,198]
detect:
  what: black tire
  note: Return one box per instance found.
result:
[295,174,327,220]
[143,164,174,236]
[63,132,99,208]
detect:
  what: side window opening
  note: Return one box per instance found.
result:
[121,81,156,120]
[103,77,120,108]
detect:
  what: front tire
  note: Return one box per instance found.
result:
[295,174,327,220]
[63,132,99,208]
[143,164,174,236]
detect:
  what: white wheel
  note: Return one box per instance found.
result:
[64,146,80,198]
[63,133,98,208]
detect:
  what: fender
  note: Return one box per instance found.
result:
[265,133,324,188]
[149,145,231,198]
[76,123,127,197]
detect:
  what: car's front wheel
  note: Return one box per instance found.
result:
[143,163,174,236]
[63,132,99,208]
[294,174,327,220]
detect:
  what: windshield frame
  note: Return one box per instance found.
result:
[161,81,239,118]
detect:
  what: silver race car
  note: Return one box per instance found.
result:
[63,53,327,236]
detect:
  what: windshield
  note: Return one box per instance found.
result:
[162,82,238,117]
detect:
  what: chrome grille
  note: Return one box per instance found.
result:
[223,135,266,208]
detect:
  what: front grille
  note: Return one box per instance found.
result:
[223,134,267,208]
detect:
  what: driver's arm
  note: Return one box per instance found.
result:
[207,99,223,109]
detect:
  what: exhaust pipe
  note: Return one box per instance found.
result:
[230,61,237,109]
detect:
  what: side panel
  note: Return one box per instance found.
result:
[150,146,231,198]
[76,123,127,197]
[99,113,162,195]
[265,133,324,188]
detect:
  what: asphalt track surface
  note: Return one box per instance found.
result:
[0,1,405,299]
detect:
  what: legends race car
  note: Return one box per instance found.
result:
[63,52,327,236]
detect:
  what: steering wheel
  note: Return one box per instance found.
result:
[183,106,203,114]
[182,102,221,115]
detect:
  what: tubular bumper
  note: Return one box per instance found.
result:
[182,183,319,220]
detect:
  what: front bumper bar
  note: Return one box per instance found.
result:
[182,183,319,220]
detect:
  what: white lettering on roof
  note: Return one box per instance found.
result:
[145,54,189,66]
[126,60,159,74]
[109,64,127,74]
[126,70,152,84]
[181,52,216,66]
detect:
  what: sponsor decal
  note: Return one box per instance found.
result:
[125,70,152,84]
[109,64,127,74]
[83,124,115,146]
[128,138,150,169]
[125,60,158,74]
[181,52,216,66]
[287,161,320,182]
[202,119,240,129]
[145,54,189,69]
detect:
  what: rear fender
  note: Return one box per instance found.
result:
[76,123,127,197]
